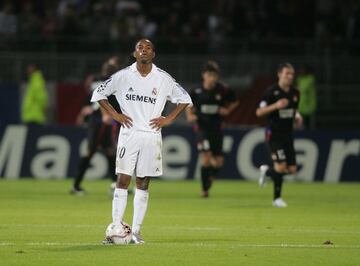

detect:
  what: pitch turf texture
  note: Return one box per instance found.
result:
[0,180,359,266]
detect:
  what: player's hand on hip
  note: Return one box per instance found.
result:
[113,113,133,128]
[150,116,170,131]
[219,107,230,116]
[187,113,198,123]
[276,98,289,109]
[82,106,94,116]
[294,112,303,129]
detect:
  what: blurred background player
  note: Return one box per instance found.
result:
[297,64,317,129]
[186,61,238,198]
[70,56,121,195]
[256,63,303,208]
[21,64,48,126]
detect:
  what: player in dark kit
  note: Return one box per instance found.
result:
[70,57,121,195]
[256,63,303,207]
[186,61,238,198]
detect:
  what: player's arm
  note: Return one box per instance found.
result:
[150,103,189,130]
[256,98,289,117]
[150,79,193,130]
[294,111,303,129]
[219,100,239,116]
[91,73,132,127]
[219,88,239,116]
[76,105,93,125]
[185,106,198,123]
[98,99,132,128]
[99,106,113,125]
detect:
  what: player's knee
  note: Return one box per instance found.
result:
[201,153,212,166]
[136,177,150,190]
[274,163,288,174]
[214,156,224,168]
[116,174,131,189]
[288,165,297,174]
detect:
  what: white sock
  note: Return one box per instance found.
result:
[132,188,149,234]
[112,188,128,225]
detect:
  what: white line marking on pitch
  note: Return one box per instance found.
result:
[1,225,360,236]
[0,242,359,249]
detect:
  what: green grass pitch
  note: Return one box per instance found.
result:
[0,179,360,266]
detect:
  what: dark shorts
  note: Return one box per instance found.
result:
[87,120,116,152]
[266,130,296,166]
[196,128,223,156]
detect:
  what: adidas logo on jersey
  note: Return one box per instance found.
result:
[128,87,134,92]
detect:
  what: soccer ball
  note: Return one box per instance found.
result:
[105,222,132,245]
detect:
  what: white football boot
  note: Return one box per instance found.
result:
[131,232,145,244]
[272,198,287,208]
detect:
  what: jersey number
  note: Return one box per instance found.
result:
[276,149,286,160]
[119,147,126,159]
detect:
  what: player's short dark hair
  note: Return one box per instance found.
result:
[28,63,39,69]
[202,60,220,74]
[135,39,155,51]
[277,62,294,73]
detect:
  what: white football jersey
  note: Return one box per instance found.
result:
[91,62,192,132]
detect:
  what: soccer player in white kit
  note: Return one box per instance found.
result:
[91,39,192,244]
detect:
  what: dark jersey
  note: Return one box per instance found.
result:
[259,84,299,136]
[190,82,237,129]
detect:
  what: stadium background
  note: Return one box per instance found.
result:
[0,0,359,181]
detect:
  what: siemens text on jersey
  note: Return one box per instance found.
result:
[125,93,156,104]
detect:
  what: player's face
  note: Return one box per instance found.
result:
[26,64,36,76]
[278,67,295,86]
[202,71,219,89]
[134,40,155,64]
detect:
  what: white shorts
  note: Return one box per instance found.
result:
[116,129,163,177]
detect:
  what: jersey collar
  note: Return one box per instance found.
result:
[130,62,156,77]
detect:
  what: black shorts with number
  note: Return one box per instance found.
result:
[266,129,296,166]
[196,127,223,156]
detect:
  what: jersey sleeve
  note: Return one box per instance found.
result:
[258,89,272,108]
[225,87,237,103]
[167,79,193,106]
[90,74,117,103]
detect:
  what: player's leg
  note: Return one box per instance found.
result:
[71,122,101,194]
[212,155,224,172]
[112,129,138,225]
[106,150,116,181]
[103,125,117,182]
[286,139,297,175]
[130,132,161,244]
[112,173,132,225]
[262,139,288,207]
[197,130,213,197]
[72,150,94,193]
[200,151,213,197]
[105,146,118,194]
[110,123,122,183]
[209,130,224,179]
[271,161,288,207]
[131,176,150,244]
